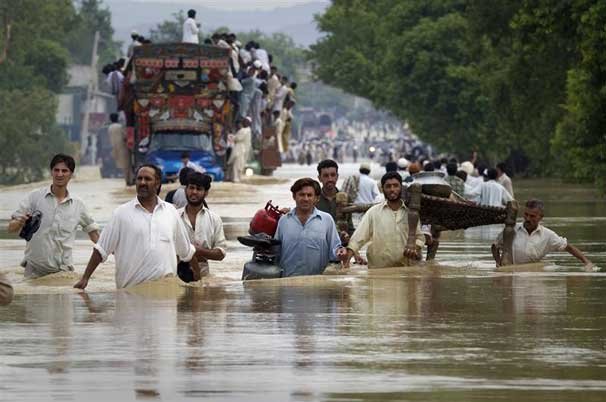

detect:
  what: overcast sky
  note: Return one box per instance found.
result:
[129,0,329,11]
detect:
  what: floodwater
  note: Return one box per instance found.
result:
[1,163,605,401]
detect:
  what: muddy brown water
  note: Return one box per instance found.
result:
[0,164,605,401]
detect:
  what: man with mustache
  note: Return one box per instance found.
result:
[492,198,595,270]
[176,172,226,281]
[343,172,425,268]
[74,164,196,289]
[275,177,348,277]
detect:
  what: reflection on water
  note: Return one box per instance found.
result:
[1,170,605,400]
[1,275,605,401]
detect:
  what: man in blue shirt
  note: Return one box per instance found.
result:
[275,178,348,277]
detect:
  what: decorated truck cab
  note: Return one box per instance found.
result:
[120,43,234,184]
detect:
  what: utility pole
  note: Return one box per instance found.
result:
[80,30,100,164]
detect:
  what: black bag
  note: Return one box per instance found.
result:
[177,261,195,283]
[241,261,282,281]
[19,211,42,241]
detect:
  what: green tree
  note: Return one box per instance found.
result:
[149,10,187,43]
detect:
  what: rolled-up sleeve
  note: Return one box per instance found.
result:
[348,211,372,253]
[12,191,34,220]
[325,216,342,260]
[547,232,568,252]
[174,215,195,262]
[212,215,227,257]
[94,212,120,262]
[79,202,99,233]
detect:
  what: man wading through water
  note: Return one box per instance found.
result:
[177,172,227,282]
[74,165,197,289]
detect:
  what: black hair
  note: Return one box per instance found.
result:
[187,9,196,18]
[109,113,119,123]
[290,82,298,90]
[116,58,125,68]
[455,170,467,182]
[258,70,268,80]
[359,167,371,175]
[291,177,321,196]
[203,38,212,44]
[423,163,434,172]
[432,160,441,170]
[181,151,191,159]
[381,171,402,187]
[486,168,498,181]
[50,154,76,172]
[317,159,338,175]
[137,164,162,181]
[496,162,507,173]
[102,64,114,75]
[187,172,212,191]
[446,162,458,176]
[179,167,194,186]
[385,161,398,173]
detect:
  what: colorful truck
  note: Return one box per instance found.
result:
[119,43,281,184]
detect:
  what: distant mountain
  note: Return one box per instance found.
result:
[105,0,328,50]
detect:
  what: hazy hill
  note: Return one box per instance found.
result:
[105,0,328,49]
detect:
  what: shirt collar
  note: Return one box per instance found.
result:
[178,205,207,217]
[517,223,543,235]
[45,185,72,203]
[288,207,322,219]
[380,200,407,211]
[133,196,165,211]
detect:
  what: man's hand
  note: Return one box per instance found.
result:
[403,247,420,260]
[336,247,350,269]
[584,261,598,272]
[278,207,291,214]
[73,277,88,290]
[8,214,30,233]
[353,252,367,265]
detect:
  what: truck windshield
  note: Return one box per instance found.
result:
[150,132,213,153]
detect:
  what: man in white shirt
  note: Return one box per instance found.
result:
[467,168,513,207]
[177,172,226,281]
[9,154,99,278]
[492,199,594,270]
[354,163,380,204]
[74,164,196,290]
[496,162,514,198]
[182,9,199,44]
[227,117,252,182]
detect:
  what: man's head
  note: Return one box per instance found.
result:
[179,166,194,186]
[136,164,162,199]
[496,162,507,177]
[359,163,371,175]
[317,159,339,192]
[50,154,76,188]
[291,177,321,213]
[187,9,196,18]
[186,172,212,207]
[385,161,398,173]
[109,113,119,123]
[242,116,252,127]
[486,168,498,181]
[131,30,139,40]
[455,170,467,182]
[381,172,403,202]
[523,198,545,233]
[408,162,421,175]
[181,151,191,165]
[281,75,289,85]
[446,162,458,176]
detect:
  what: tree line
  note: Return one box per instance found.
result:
[0,0,119,184]
[310,0,606,192]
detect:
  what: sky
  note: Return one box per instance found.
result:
[129,0,330,11]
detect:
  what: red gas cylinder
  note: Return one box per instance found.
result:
[249,201,284,237]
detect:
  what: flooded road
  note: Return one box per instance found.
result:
[1,163,605,401]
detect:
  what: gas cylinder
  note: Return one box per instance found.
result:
[249,201,284,236]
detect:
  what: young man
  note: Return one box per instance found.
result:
[168,166,194,209]
[344,172,425,269]
[74,165,196,290]
[9,154,99,278]
[496,162,514,198]
[182,9,200,44]
[492,199,594,270]
[274,178,348,277]
[354,163,380,204]
[177,172,226,280]
[316,159,354,239]
[228,117,252,182]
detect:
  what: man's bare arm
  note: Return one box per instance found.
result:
[88,230,100,244]
[565,244,592,268]
[74,249,103,290]
[8,215,29,233]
